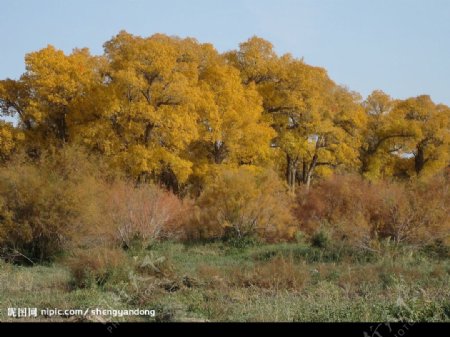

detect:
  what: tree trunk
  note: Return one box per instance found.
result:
[213,141,226,164]
[143,123,154,144]
[160,166,179,194]
[56,112,68,144]
[415,144,425,174]
[303,154,318,189]
[286,154,298,194]
[305,171,313,189]
[302,160,307,183]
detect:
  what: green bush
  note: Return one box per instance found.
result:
[311,229,330,248]
[223,232,261,249]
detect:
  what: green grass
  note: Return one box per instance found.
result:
[1,241,449,322]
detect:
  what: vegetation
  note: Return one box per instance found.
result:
[188,167,295,242]
[296,172,450,249]
[1,241,449,322]
[0,32,448,322]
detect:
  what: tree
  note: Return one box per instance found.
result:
[186,47,275,193]
[227,37,365,190]
[101,32,275,191]
[225,36,280,86]
[0,78,33,130]
[0,45,104,154]
[361,92,449,180]
[98,32,206,190]
[393,96,450,178]
[361,90,418,179]
[0,32,279,192]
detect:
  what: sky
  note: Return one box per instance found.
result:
[1,0,449,106]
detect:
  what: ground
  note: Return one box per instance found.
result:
[0,241,449,322]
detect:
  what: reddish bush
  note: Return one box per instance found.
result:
[106,181,190,249]
[295,172,450,249]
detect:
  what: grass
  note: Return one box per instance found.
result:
[0,241,449,322]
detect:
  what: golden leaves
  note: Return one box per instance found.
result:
[0,32,448,189]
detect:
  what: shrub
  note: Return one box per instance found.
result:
[188,167,296,242]
[0,147,108,262]
[67,246,130,288]
[295,172,450,249]
[408,169,450,246]
[311,229,330,249]
[295,175,373,248]
[0,145,189,261]
[224,234,261,249]
[106,181,189,250]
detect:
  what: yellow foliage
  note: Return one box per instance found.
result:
[0,32,448,191]
[361,92,449,180]
[228,37,366,189]
[0,121,24,161]
[189,167,295,241]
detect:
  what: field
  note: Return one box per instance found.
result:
[1,240,449,322]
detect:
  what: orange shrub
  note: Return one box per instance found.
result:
[407,169,450,245]
[188,167,296,242]
[0,147,108,262]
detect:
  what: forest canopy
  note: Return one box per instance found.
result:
[1,31,448,191]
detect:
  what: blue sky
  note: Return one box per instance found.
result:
[1,0,449,105]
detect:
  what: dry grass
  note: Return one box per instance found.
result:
[67,246,130,288]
